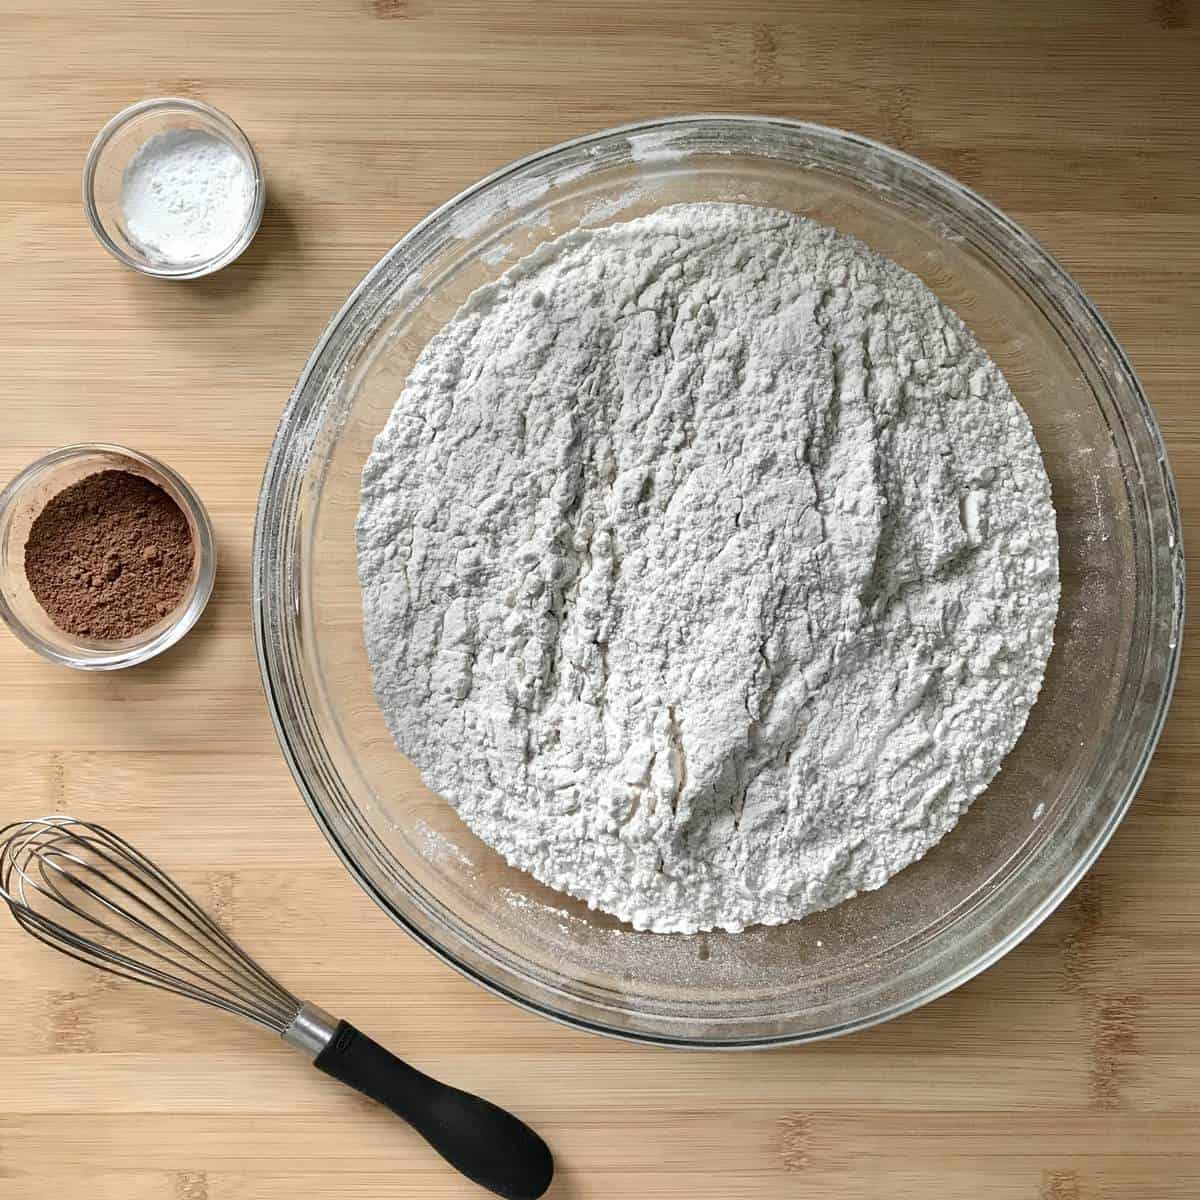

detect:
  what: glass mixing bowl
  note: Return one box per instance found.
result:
[254,116,1183,1047]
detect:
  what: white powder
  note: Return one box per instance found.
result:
[120,129,252,265]
[358,202,1059,934]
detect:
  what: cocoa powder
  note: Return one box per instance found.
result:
[24,470,195,640]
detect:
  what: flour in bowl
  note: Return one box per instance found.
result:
[357,203,1059,933]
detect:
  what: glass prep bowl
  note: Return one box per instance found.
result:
[0,444,216,670]
[254,116,1183,1047]
[83,97,265,280]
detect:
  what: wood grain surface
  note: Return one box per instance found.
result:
[1,2,1198,1197]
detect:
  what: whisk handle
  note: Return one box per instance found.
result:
[313,1020,553,1200]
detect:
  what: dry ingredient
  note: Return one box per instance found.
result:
[25,470,194,640]
[358,202,1059,934]
[120,128,252,265]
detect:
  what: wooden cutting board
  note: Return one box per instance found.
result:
[1,2,1197,1197]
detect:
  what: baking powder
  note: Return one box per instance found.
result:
[357,203,1059,933]
[120,129,251,265]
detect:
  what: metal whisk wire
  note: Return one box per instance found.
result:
[0,816,300,1034]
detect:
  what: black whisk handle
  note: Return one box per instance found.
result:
[313,1021,553,1200]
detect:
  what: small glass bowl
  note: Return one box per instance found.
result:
[82,97,265,279]
[0,445,216,670]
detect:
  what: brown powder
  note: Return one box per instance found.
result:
[24,470,195,641]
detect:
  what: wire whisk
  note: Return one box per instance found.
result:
[0,815,552,1200]
[1,816,300,1033]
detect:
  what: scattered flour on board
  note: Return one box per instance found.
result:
[357,202,1059,933]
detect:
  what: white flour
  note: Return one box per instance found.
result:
[120,129,251,265]
[358,203,1059,933]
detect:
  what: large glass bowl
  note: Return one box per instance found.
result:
[254,117,1183,1047]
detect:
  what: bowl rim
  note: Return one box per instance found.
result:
[0,442,217,670]
[253,113,1185,1048]
[82,96,266,280]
